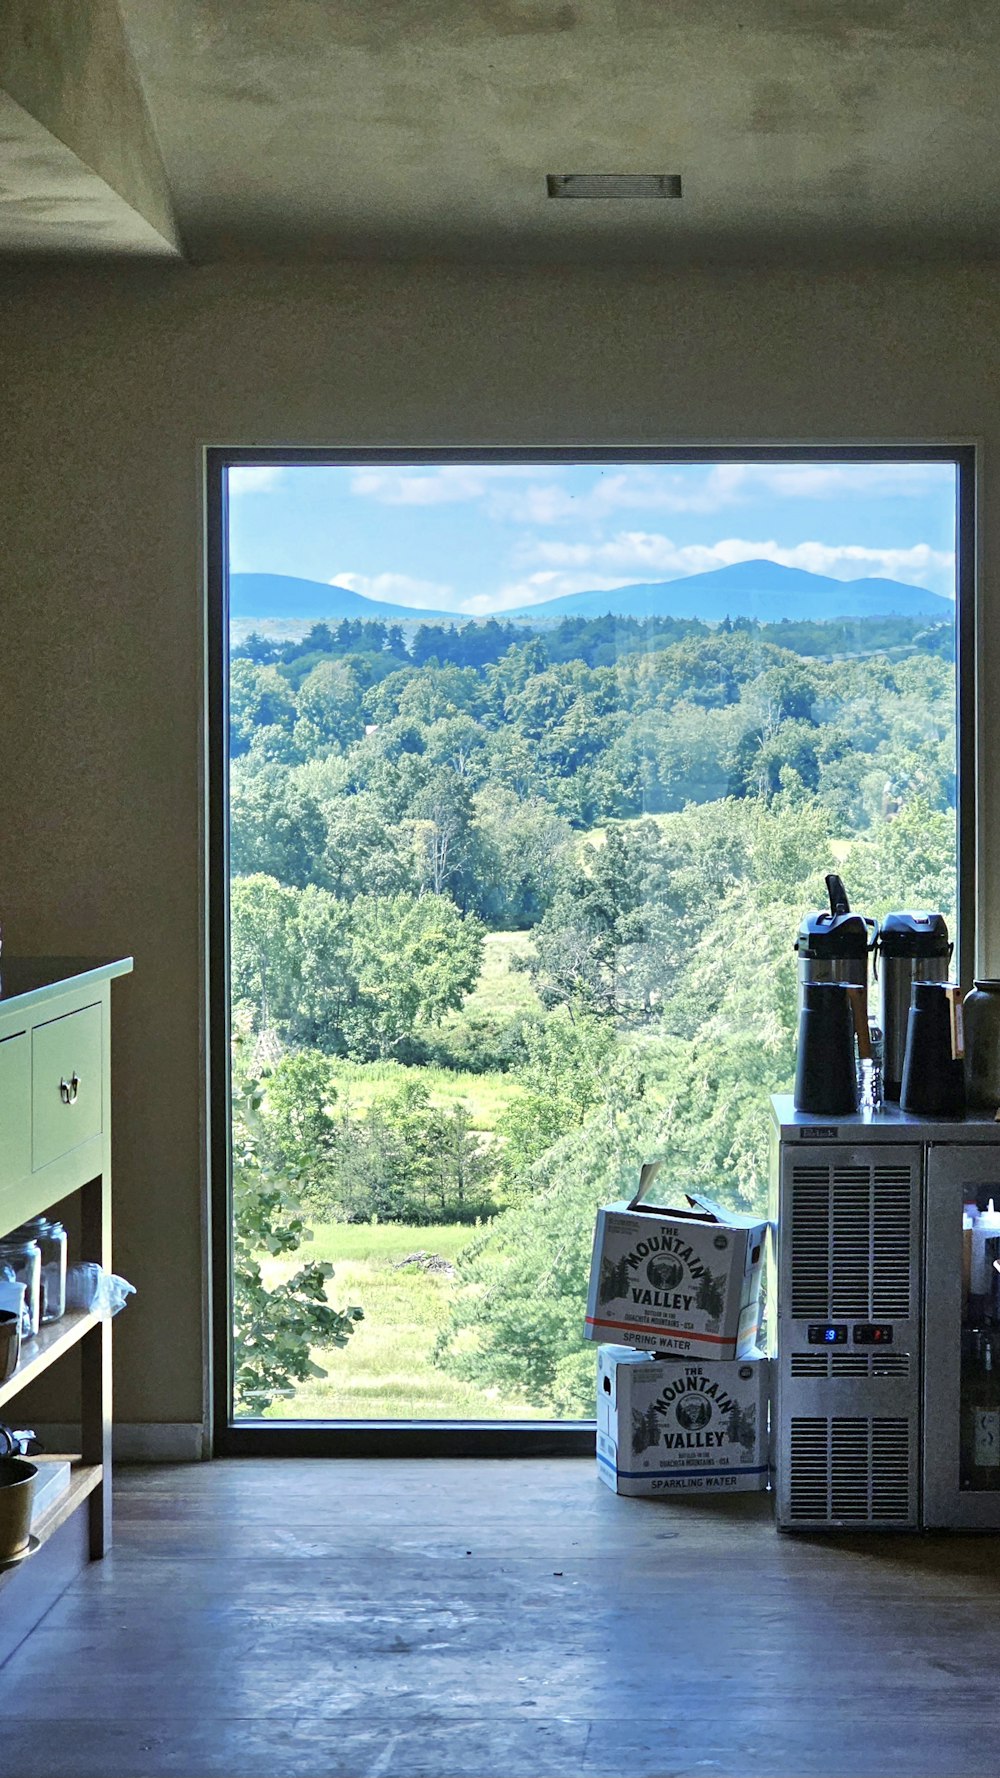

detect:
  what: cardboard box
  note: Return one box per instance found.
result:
[597,1346,770,1495]
[30,1456,71,1527]
[584,1174,766,1358]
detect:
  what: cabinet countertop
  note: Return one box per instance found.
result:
[770,1090,1000,1142]
[0,958,133,1018]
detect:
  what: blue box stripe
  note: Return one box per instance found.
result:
[597,1453,769,1481]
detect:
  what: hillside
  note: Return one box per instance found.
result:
[230,573,457,624]
[504,560,951,623]
[231,560,952,631]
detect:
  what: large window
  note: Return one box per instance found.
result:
[209,449,970,1450]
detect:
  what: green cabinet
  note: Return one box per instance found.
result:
[0,1033,30,1186]
[30,1002,103,1174]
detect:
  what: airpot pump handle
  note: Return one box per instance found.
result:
[825,873,850,915]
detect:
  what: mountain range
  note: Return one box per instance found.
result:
[501,560,951,623]
[230,561,952,630]
[230,573,456,624]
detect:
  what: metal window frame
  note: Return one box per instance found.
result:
[206,443,976,1457]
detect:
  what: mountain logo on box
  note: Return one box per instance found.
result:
[596,1232,727,1330]
[659,1372,737,1450]
[635,1238,726,1325]
[656,1369,737,1421]
[630,1368,740,1455]
[646,1255,684,1292]
[623,1232,704,1279]
[675,1394,712,1432]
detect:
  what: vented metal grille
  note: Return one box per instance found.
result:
[789,1159,913,1319]
[788,1416,912,1522]
[790,1351,910,1379]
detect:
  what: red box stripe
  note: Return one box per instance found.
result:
[585,1315,742,1345]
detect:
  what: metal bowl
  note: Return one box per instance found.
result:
[0,1458,37,1559]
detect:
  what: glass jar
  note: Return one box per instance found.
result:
[0,1242,41,1339]
[964,980,1000,1112]
[8,1217,67,1323]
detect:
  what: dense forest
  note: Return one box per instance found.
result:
[228,608,957,1416]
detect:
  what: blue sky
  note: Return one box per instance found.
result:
[227,460,957,616]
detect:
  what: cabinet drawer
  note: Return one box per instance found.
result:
[31,1004,103,1172]
[0,1033,30,1186]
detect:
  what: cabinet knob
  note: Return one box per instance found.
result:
[59,1073,80,1105]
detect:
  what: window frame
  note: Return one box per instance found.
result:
[207,443,976,1456]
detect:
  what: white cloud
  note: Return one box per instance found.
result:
[228,465,286,495]
[486,484,582,525]
[349,465,544,508]
[332,570,456,611]
[350,468,488,507]
[724,462,954,502]
[526,532,955,595]
[491,471,728,524]
[487,461,956,525]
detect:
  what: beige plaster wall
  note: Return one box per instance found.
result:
[0,257,996,1436]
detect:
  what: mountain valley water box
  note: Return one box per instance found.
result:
[585,1169,766,1357]
[597,1346,771,1495]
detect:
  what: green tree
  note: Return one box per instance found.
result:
[494,1011,636,1196]
[344,893,485,1059]
[293,658,368,755]
[230,874,300,1035]
[229,661,298,755]
[436,1094,657,1416]
[231,1074,361,1415]
[259,1049,338,1191]
[293,885,355,1050]
[842,797,956,922]
[230,758,328,888]
[322,793,413,900]
[423,714,488,781]
[411,769,475,901]
[528,822,663,1020]
[423,1102,495,1218]
[468,785,571,927]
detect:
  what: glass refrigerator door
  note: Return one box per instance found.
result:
[924,1145,1000,1528]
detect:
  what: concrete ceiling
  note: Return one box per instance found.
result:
[0,0,181,255]
[5,0,1000,264]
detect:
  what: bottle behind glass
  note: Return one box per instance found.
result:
[964,980,1000,1112]
[859,1015,884,1113]
[962,1329,1000,1491]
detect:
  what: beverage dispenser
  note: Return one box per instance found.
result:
[794,874,875,1006]
[876,911,952,1103]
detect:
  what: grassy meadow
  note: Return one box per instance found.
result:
[327,931,541,1130]
[326,1060,520,1131]
[256,931,556,1421]
[260,1219,552,1421]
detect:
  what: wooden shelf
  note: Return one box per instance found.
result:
[0,1461,101,1595]
[32,1461,101,1544]
[0,1310,100,1411]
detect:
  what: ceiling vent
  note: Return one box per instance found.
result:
[546,174,682,200]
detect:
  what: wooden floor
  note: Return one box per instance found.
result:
[0,1460,999,1777]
